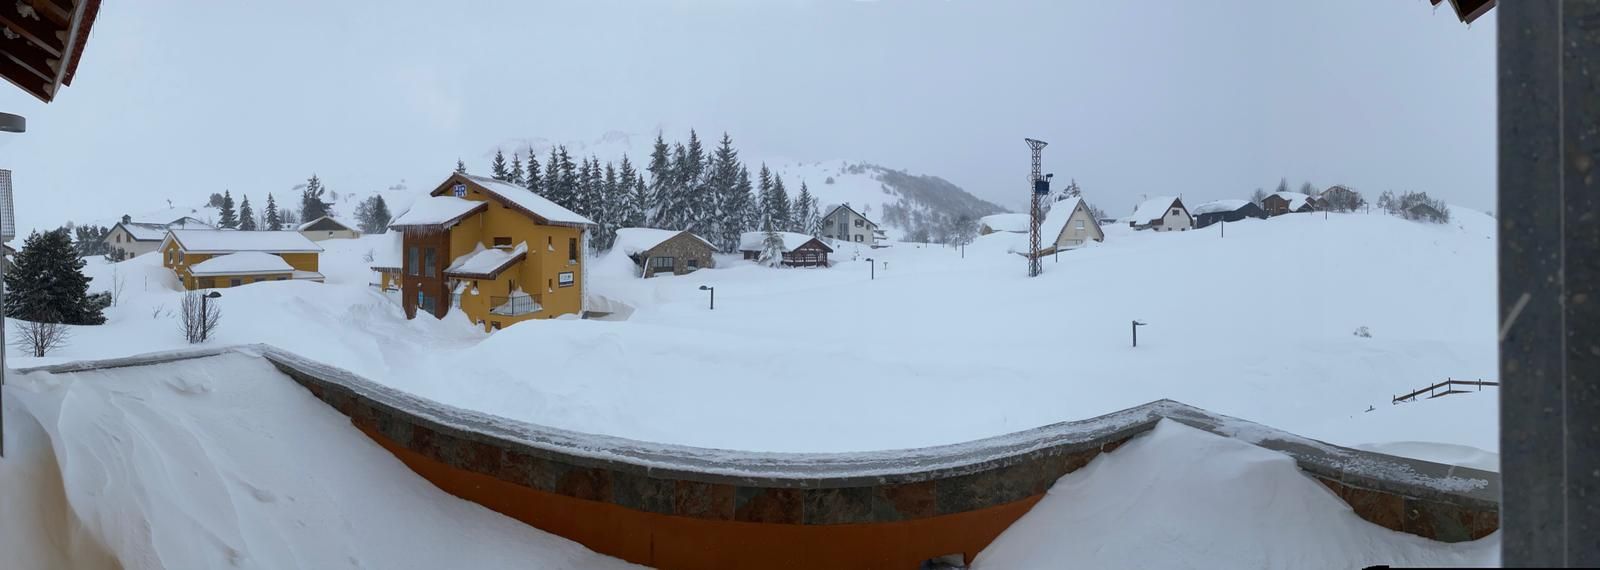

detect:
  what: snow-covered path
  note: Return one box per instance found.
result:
[0,353,636,569]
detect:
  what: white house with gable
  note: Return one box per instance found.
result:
[818,204,879,246]
[1128,196,1193,232]
[1040,197,1105,253]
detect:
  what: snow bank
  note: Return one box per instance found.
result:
[0,354,635,569]
[974,420,1498,569]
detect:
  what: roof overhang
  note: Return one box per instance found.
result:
[445,250,527,280]
[1,0,102,103]
[1430,0,1495,24]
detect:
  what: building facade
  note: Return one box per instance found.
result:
[819,204,880,246]
[614,228,716,278]
[1041,197,1105,253]
[160,230,323,290]
[376,173,593,331]
[1129,197,1194,232]
[739,231,833,267]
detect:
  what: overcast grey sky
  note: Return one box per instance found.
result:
[0,0,1494,232]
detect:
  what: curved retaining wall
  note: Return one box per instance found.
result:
[19,346,1502,569]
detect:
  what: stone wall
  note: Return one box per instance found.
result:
[15,346,1503,568]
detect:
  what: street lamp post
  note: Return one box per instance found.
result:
[200,291,221,342]
[1132,320,1147,347]
[866,258,875,280]
[698,285,714,310]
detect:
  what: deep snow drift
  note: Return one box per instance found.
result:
[0,352,635,569]
[973,420,1498,569]
[23,209,1497,462]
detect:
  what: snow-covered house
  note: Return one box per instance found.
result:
[1128,197,1194,232]
[375,172,594,330]
[613,228,716,278]
[819,204,880,246]
[298,216,361,241]
[1191,200,1266,229]
[1262,192,1316,216]
[739,231,833,267]
[1039,197,1104,254]
[978,213,1029,235]
[160,229,323,289]
[104,215,215,259]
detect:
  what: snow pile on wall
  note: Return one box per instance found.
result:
[0,353,635,569]
[974,420,1498,569]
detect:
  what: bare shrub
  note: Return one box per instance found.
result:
[11,319,70,357]
[179,291,222,343]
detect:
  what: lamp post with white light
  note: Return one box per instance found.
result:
[698,285,714,311]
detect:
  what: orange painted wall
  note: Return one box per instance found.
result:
[358,425,1038,569]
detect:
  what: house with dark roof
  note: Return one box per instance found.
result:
[739,232,833,267]
[1129,197,1194,232]
[105,215,215,259]
[1191,200,1267,229]
[1262,192,1317,216]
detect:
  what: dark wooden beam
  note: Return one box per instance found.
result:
[0,51,49,100]
[0,3,65,58]
[28,0,74,25]
[1,35,59,82]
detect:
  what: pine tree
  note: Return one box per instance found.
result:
[491,149,509,181]
[770,175,792,232]
[575,156,597,220]
[734,166,757,240]
[680,130,711,232]
[543,147,562,203]
[629,176,650,229]
[264,193,282,230]
[620,156,647,228]
[510,153,525,186]
[239,195,257,231]
[706,132,745,250]
[5,229,107,325]
[645,134,673,228]
[558,146,578,211]
[455,159,467,174]
[597,162,621,250]
[524,147,542,191]
[301,174,332,222]
[793,182,817,235]
[756,164,775,230]
[218,190,239,229]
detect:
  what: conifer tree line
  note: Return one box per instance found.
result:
[476,130,820,252]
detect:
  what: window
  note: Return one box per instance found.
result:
[423,248,437,277]
[547,236,553,250]
[687,259,699,270]
[407,247,419,276]
[492,237,512,248]
[176,251,185,264]
[277,276,287,281]
[491,321,502,330]
[199,277,214,288]
[1171,209,1180,216]
[568,238,578,263]
[418,292,436,315]
[854,235,863,242]
[1076,220,1086,229]
[650,256,675,269]
[854,219,864,227]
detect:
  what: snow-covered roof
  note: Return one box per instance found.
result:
[739,231,828,253]
[166,230,323,254]
[118,222,172,241]
[445,243,527,278]
[389,196,487,228]
[456,174,595,227]
[1130,196,1184,225]
[1041,197,1090,240]
[613,228,715,256]
[979,213,1029,233]
[298,216,356,232]
[1191,199,1254,215]
[187,252,295,276]
[1271,192,1313,211]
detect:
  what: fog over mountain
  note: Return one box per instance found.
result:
[0,1,1493,234]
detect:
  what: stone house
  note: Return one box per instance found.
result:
[614,228,717,278]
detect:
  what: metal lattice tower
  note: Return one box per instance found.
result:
[1024,138,1048,277]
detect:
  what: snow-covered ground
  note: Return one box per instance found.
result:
[973,420,1498,569]
[0,352,636,569]
[20,209,1496,462]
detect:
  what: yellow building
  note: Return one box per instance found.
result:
[375,173,593,330]
[161,230,324,290]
